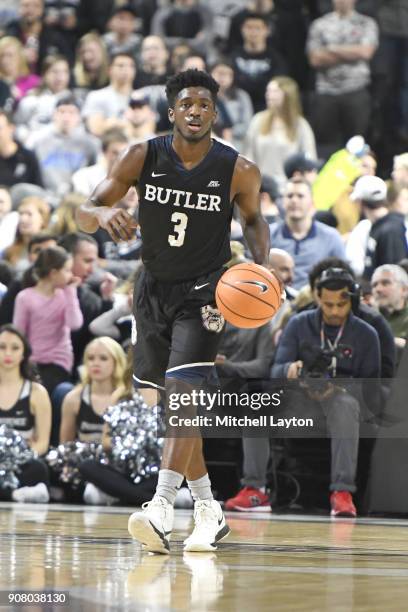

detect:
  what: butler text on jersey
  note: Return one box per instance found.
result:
[144,184,222,212]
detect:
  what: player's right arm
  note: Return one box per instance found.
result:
[76,142,148,243]
[232,155,270,266]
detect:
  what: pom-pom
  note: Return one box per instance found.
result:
[104,392,163,484]
[0,425,36,490]
[46,441,105,488]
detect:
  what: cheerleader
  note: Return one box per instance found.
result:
[57,336,126,502]
[79,352,163,506]
[0,325,51,503]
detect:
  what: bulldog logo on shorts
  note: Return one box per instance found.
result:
[200,305,225,333]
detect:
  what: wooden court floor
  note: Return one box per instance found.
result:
[1,504,408,612]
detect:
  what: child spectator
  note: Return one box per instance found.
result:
[13,246,83,394]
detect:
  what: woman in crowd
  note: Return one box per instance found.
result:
[4,196,51,273]
[73,32,110,94]
[0,37,40,104]
[58,337,126,503]
[14,55,71,135]
[211,60,254,151]
[0,324,51,503]
[13,246,83,395]
[244,76,316,190]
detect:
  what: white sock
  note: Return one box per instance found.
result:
[156,469,184,505]
[83,483,118,506]
[12,483,49,503]
[187,474,213,501]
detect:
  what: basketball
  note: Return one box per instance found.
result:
[215,262,283,328]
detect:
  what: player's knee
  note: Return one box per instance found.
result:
[165,365,214,417]
[165,365,214,386]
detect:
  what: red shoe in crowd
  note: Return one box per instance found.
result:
[330,491,357,518]
[225,487,271,512]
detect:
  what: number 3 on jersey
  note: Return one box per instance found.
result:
[168,212,188,247]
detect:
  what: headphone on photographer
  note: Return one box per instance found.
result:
[316,267,361,313]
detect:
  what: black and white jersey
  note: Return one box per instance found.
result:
[137,135,238,282]
[0,380,34,440]
[76,384,105,443]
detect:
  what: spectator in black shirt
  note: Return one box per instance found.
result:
[349,176,408,280]
[0,109,43,187]
[76,0,114,36]
[227,0,279,51]
[43,1,81,62]
[231,12,287,112]
[151,0,213,55]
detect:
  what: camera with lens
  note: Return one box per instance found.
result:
[299,343,353,379]
[298,343,353,400]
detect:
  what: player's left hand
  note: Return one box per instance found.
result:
[268,267,286,302]
[95,206,138,243]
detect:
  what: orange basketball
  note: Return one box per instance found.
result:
[215,262,283,328]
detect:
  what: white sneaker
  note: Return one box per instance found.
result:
[184,500,230,552]
[83,483,118,506]
[128,495,174,554]
[12,483,49,504]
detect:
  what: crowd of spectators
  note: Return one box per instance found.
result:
[1,0,408,516]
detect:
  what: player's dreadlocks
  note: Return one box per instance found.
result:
[165,69,219,107]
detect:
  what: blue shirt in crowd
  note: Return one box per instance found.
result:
[269,220,346,289]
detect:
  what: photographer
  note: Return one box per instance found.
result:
[272,268,381,517]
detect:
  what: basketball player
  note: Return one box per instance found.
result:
[77,69,269,553]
